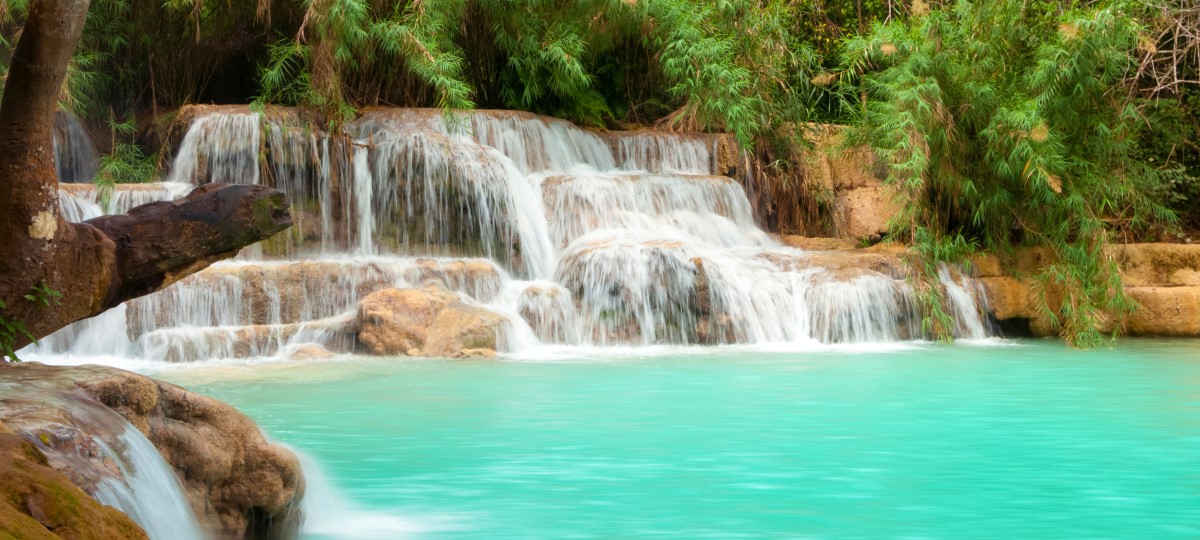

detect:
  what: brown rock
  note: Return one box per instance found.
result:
[779,236,859,251]
[979,277,1038,322]
[0,363,305,539]
[1107,244,1200,287]
[799,125,884,192]
[356,286,504,358]
[0,423,148,540]
[286,344,337,361]
[1124,287,1200,336]
[425,302,504,357]
[356,286,458,355]
[832,186,901,241]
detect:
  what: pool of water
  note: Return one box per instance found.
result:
[161,340,1200,539]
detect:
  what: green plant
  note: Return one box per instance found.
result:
[1,282,62,362]
[0,300,34,362]
[842,0,1175,346]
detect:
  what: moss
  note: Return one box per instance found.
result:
[0,430,148,540]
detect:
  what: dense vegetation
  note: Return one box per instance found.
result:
[1,0,1197,345]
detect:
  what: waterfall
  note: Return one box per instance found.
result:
[53,111,99,184]
[58,183,195,222]
[92,426,205,540]
[939,264,994,340]
[33,107,996,362]
[0,388,205,540]
[168,112,261,185]
[293,446,461,539]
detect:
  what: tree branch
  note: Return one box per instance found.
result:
[0,0,292,354]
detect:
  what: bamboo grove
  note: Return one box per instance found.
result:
[1,0,1198,345]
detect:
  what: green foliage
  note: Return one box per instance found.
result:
[1,282,62,363]
[93,115,157,206]
[843,0,1175,346]
[252,0,812,141]
[0,300,34,363]
[1136,88,1200,230]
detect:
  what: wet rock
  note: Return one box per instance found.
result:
[1107,244,1200,287]
[356,286,503,358]
[286,343,337,361]
[1123,287,1200,336]
[779,236,859,251]
[426,302,505,357]
[979,244,1200,337]
[0,422,149,540]
[0,363,304,539]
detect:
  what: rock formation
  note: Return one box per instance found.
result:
[0,363,304,539]
[0,423,148,540]
[356,286,504,358]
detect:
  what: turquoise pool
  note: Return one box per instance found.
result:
[165,340,1200,539]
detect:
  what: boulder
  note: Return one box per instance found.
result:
[0,364,304,539]
[356,286,504,357]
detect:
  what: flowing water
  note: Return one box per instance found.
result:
[36,108,1176,539]
[153,340,1200,540]
[92,426,206,540]
[38,108,992,362]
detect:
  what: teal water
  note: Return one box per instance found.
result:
[165,340,1200,539]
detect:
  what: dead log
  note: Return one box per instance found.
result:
[0,0,291,353]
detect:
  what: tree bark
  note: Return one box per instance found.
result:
[0,0,291,352]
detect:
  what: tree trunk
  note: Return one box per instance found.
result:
[0,0,291,353]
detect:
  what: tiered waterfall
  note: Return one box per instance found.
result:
[34,108,992,362]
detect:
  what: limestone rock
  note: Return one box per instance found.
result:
[0,423,148,540]
[779,236,859,251]
[1107,244,1200,287]
[286,343,337,361]
[426,302,505,357]
[1124,287,1200,336]
[832,186,900,242]
[799,125,884,192]
[356,286,504,357]
[0,364,304,539]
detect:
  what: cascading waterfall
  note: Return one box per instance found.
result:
[1,390,205,540]
[39,107,995,363]
[53,111,99,184]
[92,426,205,540]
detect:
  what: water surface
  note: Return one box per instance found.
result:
[164,340,1200,539]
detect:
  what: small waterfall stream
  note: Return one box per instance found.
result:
[92,426,205,540]
[0,386,204,540]
[36,107,993,362]
[53,111,99,184]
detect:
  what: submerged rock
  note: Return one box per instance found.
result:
[0,363,304,539]
[356,286,504,357]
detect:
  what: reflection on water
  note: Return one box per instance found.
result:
[165,339,1200,539]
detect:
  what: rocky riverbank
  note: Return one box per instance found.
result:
[0,363,304,539]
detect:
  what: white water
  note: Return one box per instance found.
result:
[44,106,993,359]
[93,425,205,540]
[35,107,997,540]
[53,111,99,184]
[294,447,464,539]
